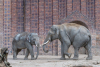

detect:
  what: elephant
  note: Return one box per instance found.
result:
[12,32,39,60]
[42,23,92,60]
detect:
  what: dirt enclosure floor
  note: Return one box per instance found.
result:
[8,54,100,67]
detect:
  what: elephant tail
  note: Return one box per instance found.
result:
[88,35,92,45]
[84,34,91,47]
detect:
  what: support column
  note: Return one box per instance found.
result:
[4,0,11,54]
[39,0,45,55]
[0,0,4,48]
[44,0,53,55]
[53,0,59,55]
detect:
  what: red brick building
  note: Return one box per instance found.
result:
[0,0,100,55]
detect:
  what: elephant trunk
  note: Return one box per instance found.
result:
[42,34,51,53]
[43,40,50,53]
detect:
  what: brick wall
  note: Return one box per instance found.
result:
[0,0,100,55]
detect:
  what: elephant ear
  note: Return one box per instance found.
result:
[15,34,20,41]
[52,25,59,35]
[55,27,59,35]
[27,33,31,42]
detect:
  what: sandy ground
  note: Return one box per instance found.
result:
[7,54,100,67]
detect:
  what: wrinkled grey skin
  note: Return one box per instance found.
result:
[12,32,39,60]
[43,23,92,60]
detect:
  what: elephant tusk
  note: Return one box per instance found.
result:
[40,40,50,47]
[44,40,50,44]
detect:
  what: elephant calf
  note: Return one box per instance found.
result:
[42,23,92,60]
[12,32,39,60]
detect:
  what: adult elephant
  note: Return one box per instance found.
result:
[42,23,92,60]
[12,32,39,60]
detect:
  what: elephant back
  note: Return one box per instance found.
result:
[14,32,29,42]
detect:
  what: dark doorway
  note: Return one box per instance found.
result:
[70,20,88,29]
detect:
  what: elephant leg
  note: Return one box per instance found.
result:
[60,44,66,60]
[72,33,85,60]
[25,42,34,60]
[73,38,80,60]
[13,49,17,60]
[60,31,71,60]
[85,43,92,60]
[60,42,71,60]
[24,49,29,60]
[29,47,34,60]
[12,42,17,60]
[63,44,72,58]
[73,47,79,60]
[27,45,34,60]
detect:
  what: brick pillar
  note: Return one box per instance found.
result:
[25,0,31,32]
[86,0,95,21]
[4,0,12,54]
[44,0,53,55]
[58,0,67,23]
[11,0,17,37]
[59,0,67,20]
[39,0,45,55]
[16,0,24,33]
[30,0,39,33]
[72,0,81,12]
[95,0,100,36]
[67,0,72,16]
[95,0,100,55]
[53,0,59,55]
[81,0,87,16]
[0,0,4,48]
